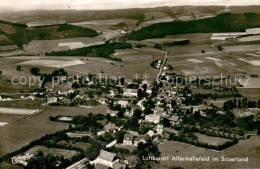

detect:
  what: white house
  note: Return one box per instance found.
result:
[169,115,180,125]
[92,150,117,168]
[123,89,138,97]
[156,124,164,135]
[123,134,134,146]
[145,114,161,124]
[106,140,117,148]
[106,110,119,117]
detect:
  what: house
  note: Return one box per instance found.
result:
[154,106,164,113]
[106,110,119,117]
[104,122,116,131]
[98,98,107,105]
[133,137,141,146]
[125,79,133,85]
[123,134,134,146]
[169,115,180,125]
[94,164,109,169]
[117,100,129,108]
[146,86,152,94]
[94,150,118,168]
[140,130,155,143]
[142,80,151,87]
[144,114,161,124]
[98,119,108,126]
[157,93,168,99]
[125,155,138,168]
[156,124,164,135]
[123,89,138,97]
[57,116,73,122]
[125,109,134,117]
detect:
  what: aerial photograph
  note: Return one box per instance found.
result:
[0,0,260,168]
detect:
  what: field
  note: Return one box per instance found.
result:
[70,18,137,31]
[238,58,260,66]
[237,35,260,42]
[25,145,79,159]
[194,133,232,146]
[18,59,85,68]
[61,48,164,79]
[224,44,260,52]
[0,122,8,126]
[0,108,41,115]
[0,35,14,46]
[156,136,260,169]
[0,105,108,157]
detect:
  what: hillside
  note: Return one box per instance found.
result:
[0,21,98,48]
[124,13,260,40]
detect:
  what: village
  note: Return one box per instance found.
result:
[2,62,258,169]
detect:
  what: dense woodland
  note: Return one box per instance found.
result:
[125,13,260,40]
[46,42,132,60]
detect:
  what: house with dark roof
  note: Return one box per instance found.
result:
[140,130,155,143]
[123,134,134,146]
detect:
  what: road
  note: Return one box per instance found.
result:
[156,50,168,84]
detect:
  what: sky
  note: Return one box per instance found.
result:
[0,0,260,11]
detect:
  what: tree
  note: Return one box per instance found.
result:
[161,118,171,127]
[154,43,162,49]
[85,142,102,160]
[137,89,143,98]
[201,50,205,53]
[0,70,2,76]
[16,65,22,71]
[133,109,142,119]
[52,69,67,76]
[31,67,40,76]
[115,131,125,143]
[218,45,223,51]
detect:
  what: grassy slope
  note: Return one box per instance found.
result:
[0,21,98,48]
[125,13,260,40]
